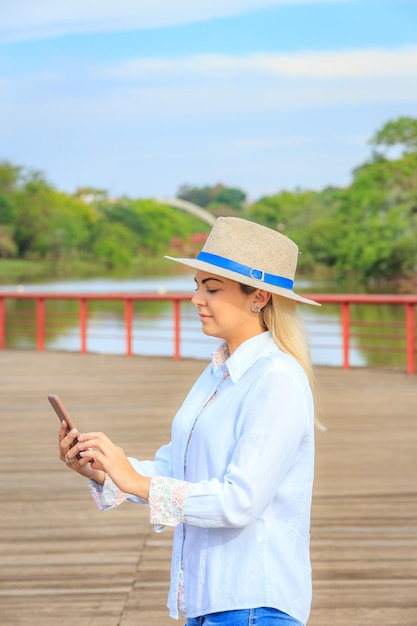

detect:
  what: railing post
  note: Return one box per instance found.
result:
[36,297,45,351]
[173,299,181,360]
[405,302,415,375]
[80,298,88,354]
[341,301,350,369]
[125,298,133,357]
[0,297,5,350]
[1,291,416,373]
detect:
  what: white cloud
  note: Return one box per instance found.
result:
[1,42,415,202]
[102,47,417,82]
[88,46,417,118]
[251,46,417,78]
[1,47,417,132]
[0,0,360,42]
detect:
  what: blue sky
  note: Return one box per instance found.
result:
[1,1,417,201]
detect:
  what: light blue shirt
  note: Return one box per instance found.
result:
[91,331,315,623]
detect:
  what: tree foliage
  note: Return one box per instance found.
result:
[1,116,416,284]
[331,152,417,279]
[246,119,417,282]
[177,183,246,212]
[370,116,417,155]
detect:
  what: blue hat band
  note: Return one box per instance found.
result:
[196,251,294,291]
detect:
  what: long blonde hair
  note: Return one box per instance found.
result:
[261,294,313,389]
[240,285,314,391]
[240,285,326,428]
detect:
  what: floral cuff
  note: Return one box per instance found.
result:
[88,474,129,511]
[149,476,189,527]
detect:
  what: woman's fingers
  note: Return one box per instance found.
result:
[75,432,112,471]
[57,422,106,483]
[58,419,68,441]
[76,431,149,498]
[77,433,132,489]
[58,422,82,464]
[77,436,115,466]
[77,432,110,446]
[77,433,113,462]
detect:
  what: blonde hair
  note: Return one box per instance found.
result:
[240,285,326,429]
[262,295,313,389]
[239,285,314,392]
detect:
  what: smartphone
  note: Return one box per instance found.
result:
[48,393,82,459]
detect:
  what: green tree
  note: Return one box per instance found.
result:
[177,184,212,207]
[177,183,247,211]
[0,194,14,225]
[370,116,417,155]
[0,161,22,194]
[246,187,343,273]
[100,201,151,239]
[12,174,56,255]
[2,115,416,282]
[130,199,208,255]
[12,173,95,259]
[332,151,417,280]
[74,186,109,204]
[0,162,23,245]
[211,186,246,210]
[0,225,17,257]
[91,222,138,268]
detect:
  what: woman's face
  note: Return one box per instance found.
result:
[191,270,267,353]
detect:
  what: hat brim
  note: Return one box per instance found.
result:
[165,256,320,306]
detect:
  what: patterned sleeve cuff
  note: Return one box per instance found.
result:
[149,476,189,527]
[88,474,129,511]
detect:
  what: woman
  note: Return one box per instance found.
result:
[59,217,320,626]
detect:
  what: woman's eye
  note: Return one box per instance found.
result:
[206,289,218,294]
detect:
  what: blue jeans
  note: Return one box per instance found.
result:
[185,607,303,625]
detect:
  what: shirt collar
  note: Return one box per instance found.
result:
[211,331,278,383]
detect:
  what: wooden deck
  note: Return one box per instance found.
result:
[0,350,416,626]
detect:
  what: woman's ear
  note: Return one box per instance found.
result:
[252,290,271,310]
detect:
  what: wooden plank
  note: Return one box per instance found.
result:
[310,366,417,626]
[0,350,416,625]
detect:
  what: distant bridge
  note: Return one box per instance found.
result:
[154,197,216,226]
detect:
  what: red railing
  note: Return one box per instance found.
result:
[306,293,417,374]
[0,292,416,374]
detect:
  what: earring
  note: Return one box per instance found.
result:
[252,305,261,313]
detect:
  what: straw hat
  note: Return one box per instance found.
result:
[166,216,319,306]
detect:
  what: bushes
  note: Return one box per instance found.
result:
[1,116,417,283]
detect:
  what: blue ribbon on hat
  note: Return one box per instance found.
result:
[196,251,294,290]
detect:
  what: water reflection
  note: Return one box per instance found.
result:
[0,275,203,294]
[0,275,409,369]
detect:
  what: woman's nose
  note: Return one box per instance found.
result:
[191,289,204,307]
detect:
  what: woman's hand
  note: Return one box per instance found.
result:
[58,420,105,484]
[76,431,150,501]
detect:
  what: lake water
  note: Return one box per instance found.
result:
[0,274,407,368]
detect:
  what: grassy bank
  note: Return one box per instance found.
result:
[0,259,56,284]
[1,257,412,294]
[0,256,183,285]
